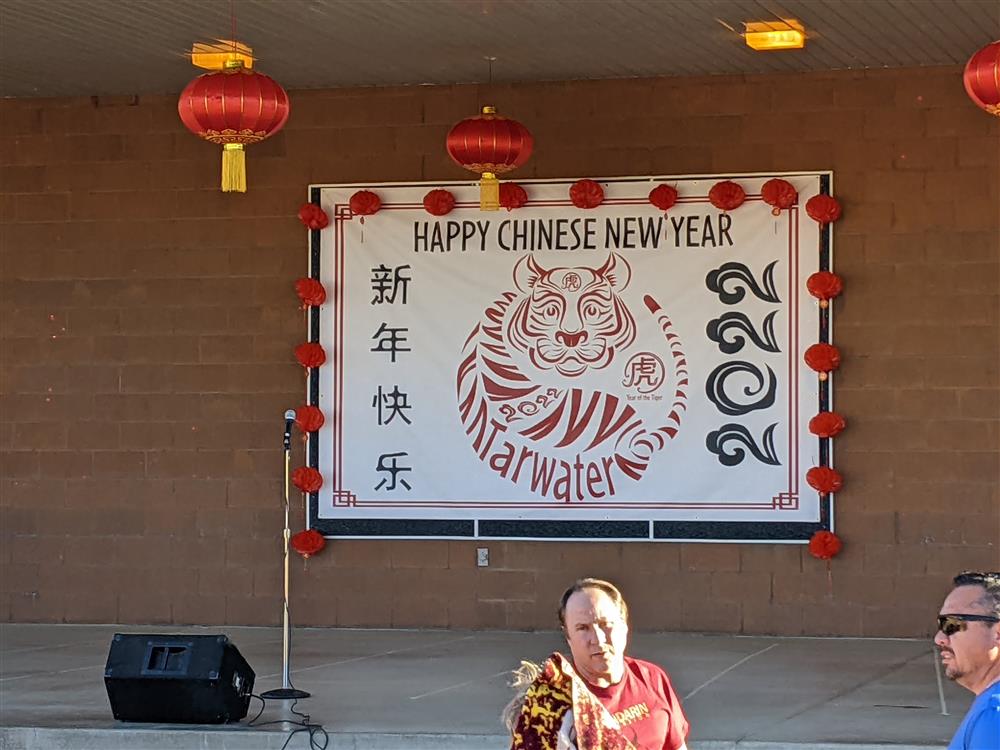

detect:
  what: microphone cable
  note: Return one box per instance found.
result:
[248,694,329,750]
[247,611,328,749]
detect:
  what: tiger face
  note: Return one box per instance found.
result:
[506,253,636,377]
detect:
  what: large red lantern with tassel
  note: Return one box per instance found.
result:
[446,106,533,211]
[964,41,1000,117]
[178,60,290,192]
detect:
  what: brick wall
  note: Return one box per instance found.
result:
[1,66,997,637]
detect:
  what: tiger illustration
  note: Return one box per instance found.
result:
[508,254,636,378]
[456,254,687,499]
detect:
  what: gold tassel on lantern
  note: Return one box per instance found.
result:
[222,143,246,193]
[480,171,499,211]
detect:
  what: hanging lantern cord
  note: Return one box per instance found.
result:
[230,0,237,54]
[482,58,499,211]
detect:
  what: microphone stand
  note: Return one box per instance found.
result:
[260,414,310,700]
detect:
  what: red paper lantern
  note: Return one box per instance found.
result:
[648,184,679,212]
[570,179,604,209]
[292,466,323,493]
[804,343,841,379]
[499,182,528,211]
[295,278,326,307]
[295,342,326,369]
[349,190,381,218]
[290,528,326,559]
[709,180,746,211]
[177,61,289,193]
[809,411,847,438]
[808,530,842,560]
[295,405,325,433]
[424,189,455,216]
[806,271,843,308]
[806,466,844,494]
[297,203,329,230]
[806,194,842,225]
[446,106,533,210]
[964,41,1000,117]
[761,178,798,215]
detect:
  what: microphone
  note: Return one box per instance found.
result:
[283,409,296,449]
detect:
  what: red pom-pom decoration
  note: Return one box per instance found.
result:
[499,182,528,211]
[761,178,798,215]
[809,411,847,438]
[709,180,746,211]
[297,203,329,230]
[349,189,381,217]
[806,466,844,494]
[295,342,326,369]
[423,189,455,216]
[290,528,326,559]
[569,179,604,209]
[808,530,842,560]
[292,466,324,493]
[295,405,325,433]
[648,184,678,212]
[806,194,842,226]
[806,272,843,308]
[804,343,841,378]
[294,278,326,307]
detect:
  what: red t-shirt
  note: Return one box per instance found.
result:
[584,656,688,750]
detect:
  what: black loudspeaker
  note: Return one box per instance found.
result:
[104,633,255,724]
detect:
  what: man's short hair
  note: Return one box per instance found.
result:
[953,571,1000,617]
[557,578,629,628]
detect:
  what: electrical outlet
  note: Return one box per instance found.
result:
[476,547,489,567]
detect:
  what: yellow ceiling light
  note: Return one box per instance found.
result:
[190,40,254,71]
[744,20,806,51]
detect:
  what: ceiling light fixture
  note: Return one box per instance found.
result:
[190,39,254,71]
[744,20,806,51]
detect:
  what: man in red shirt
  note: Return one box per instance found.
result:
[559,578,689,750]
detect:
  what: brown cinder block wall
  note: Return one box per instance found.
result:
[1,66,997,637]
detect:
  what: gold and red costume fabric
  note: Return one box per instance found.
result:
[509,652,636,750]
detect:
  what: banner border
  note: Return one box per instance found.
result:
[305,172,837,543]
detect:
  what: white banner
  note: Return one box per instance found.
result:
[309,173,834,541]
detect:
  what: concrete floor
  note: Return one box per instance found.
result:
[0,623,974,749]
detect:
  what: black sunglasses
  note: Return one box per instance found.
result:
[938,613,1000,636]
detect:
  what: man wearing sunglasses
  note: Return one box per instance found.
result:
[934,571,1000,750]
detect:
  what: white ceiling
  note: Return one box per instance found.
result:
[1,0,997,98]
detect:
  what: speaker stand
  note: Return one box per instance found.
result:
[261,425,311,701]
[260,686,311,700]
